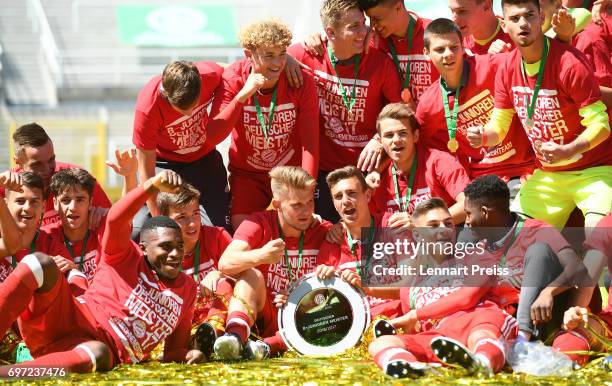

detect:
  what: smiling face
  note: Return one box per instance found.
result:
[274,186,316,232]
[331,176,371,225]
[53,187,92,232]
[448,0,491,37]
[327,8,369,56]
[15,142,56,188]
[364,0,404,38]
[141,227,184,280]
[501,1,544,47]
[247,45,288,85]
[424,31,465,76]
[6,186,44,231]
[379,117,419,165]
[412,207,456,262]
[166,200,201,249]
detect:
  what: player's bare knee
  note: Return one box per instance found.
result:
[81,341,113,372]
[368,335,402,357]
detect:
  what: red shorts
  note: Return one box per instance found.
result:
[254,296,279,339]
[229,171,272,217]
[397,302,517,362]
[17,273,117,366]
[371,299,403,319]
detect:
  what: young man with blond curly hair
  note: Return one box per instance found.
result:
[208,19,320,231]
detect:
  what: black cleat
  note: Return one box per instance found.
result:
[430,336,492,376]
[194,322,218,360]
[385,360,427,378]
[373,319,397,339]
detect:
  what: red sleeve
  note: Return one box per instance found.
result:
[233,215,265,249]
[559,46,602,108]
[416,286,490,321]
[162,284,196,362]
[494,54,514,110]
[530,222,571,254]
[92,183,112,208]
[132,80,164,150]
[102,186,151,264]
[298,73,320,177]
[379,52,402,104]
[432,150,471,200]
[204,226,232,265]
[316,240,341,267]
[205,64,246,146]
[584,215,612,253]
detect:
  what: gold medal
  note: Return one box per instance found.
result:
[347,109,354,120]
[447,138,459,153]
[401,88,413,104]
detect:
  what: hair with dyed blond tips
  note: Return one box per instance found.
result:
[320,0,360,28]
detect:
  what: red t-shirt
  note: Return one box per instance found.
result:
[233,210,332,304]
[0,162,112,228]
[288,42,402,171]
[373,13,439,103]
[81,187,197,364]
[0,230,50,283]
[494,38,612,171]
[39,220,106,282]
[370,147,470,214]
[181,225,231,283]
[584,214,612,312]
[486,217,571,309]
[463,18,514,56]
[572,23,612,88]
[132,61,224,163]
[316,212,399,308]
[417,54,535,179]
[208,58,319,176]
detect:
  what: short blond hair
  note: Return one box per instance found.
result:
[269,166,316,198]
[157,183,201,216]
[376,102,419,134]
[320,0,360,28]
[238,19,293,50]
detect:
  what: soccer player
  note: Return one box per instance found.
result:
[371,103,470,223]
[2,123,111,228]
[368,198,516,378]
[315,166,404,318]
[552,213,611,365]
[212,166,332,360]
[133,60,229,230]
[0,170,202,375]
[448,0,515,55]
[0,171,47,283]
[287,0,402,222]
[416,18,534,196]
[467,0,612,229]
[208,19,319,231]
[462,175,587,341]
[156,183,233,358]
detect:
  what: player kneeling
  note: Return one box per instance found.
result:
[368,198,517,378]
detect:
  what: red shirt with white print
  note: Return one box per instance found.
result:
[133,61,224,163]
[0,230,50,283]
[373,13,439,103]
[572,23,612,88]
[208,58,319,176]
[417,54,535,179]
[370,147,470,215]
[494,38,612,171]
[288,42,402,171]
[485,216,571,310]
[39,219,106,282]
[584,214,612,313]
[181,225,231,283]
[81,187,197,364]
[463,18,514,56]
[0,162,112,228]
[233,210,332,304]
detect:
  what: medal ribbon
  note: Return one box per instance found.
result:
[498,217,524,269]
[11,230,39,268]
[521,38,549,124]
[328,45,361,117]
[63,230,90,271]
[278,217,304,284]
[391,156,418,213]
[252,70,278,146]
[179,240,201,282]
[387,16,415,92]
[440,70,463,144]
[346,216,375,276]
